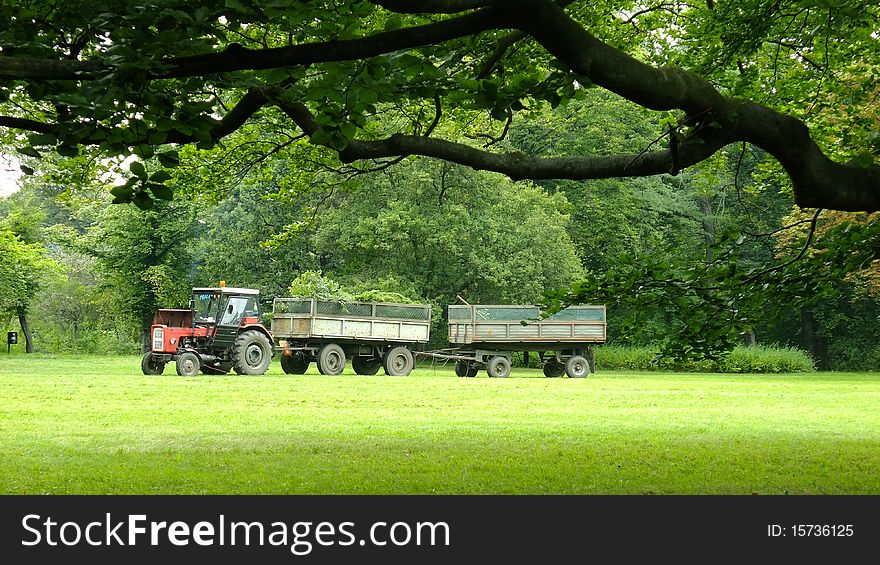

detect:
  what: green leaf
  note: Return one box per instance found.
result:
[134,144,155,159]
[16,147,42,159]
[27,133,57,146]
[339,122,358,139]
[132,190,154,210]
[310,128,332,146]
[129,161,147,178]
[148,183,174,200]
[147,131,168,145]
[157,151,180,168]
[57,145,79,157]
[110,184,133,198]
[851,151,875,167]
[156,118,176,131]
[384,15,402,31]
[150,170,173,183]
[356,88,378,106]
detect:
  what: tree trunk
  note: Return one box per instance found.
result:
[18,310,34,353]
[800,309,827,370]
[698,195,715,247]
[742,330,756,346]
[586,347,596,374]
[142,310,155,353]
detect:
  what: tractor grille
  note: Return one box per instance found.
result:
[152,327,164,351]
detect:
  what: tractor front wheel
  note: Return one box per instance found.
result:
[141,352,166,375]
[232,330,273,375]
[176,351,201,376]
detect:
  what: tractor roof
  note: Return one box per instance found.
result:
[192,287,260,296]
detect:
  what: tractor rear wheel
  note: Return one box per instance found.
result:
[280,353,309,374]
[176,351,201,376]
[384,346,414,376]
[352,355,381,375]
[141,352,166,375]
[232,330,273,375]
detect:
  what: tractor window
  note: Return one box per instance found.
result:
[243,296,259,317]
[220,296,250,326]
[193,292,220,324]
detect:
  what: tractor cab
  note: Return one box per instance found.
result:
[142,285,272,377]
[191,287,262,348]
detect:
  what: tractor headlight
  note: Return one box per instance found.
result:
[152,327,165,351]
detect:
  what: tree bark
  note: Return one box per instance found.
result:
[17,310,34,354]
[800,309,827,370]
[698,196,715,247]
[586,346,596,374]
[142,311,155,353]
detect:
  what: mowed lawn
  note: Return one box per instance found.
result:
[1,355,879,494]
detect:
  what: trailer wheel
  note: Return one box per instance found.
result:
[454,360,478,378]
[141,352,166,375]
[384,346,414,376]
[352,355,381,375]
[280,353,309,374]
[486,356,511,378]
[232,330,273,375]
[317,343,346,375]
[176,351,201,376]
[542,361,565,378]
[566,355,590,378]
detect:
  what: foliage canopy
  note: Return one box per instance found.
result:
[1,0,878,210]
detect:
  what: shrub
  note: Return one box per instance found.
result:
[596,344,815,373]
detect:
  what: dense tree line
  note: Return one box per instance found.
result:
[2,85,879,368]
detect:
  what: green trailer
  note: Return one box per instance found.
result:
[441,304,607,378]
[271,298,432,376]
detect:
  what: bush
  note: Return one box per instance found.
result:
[596,344,815,373]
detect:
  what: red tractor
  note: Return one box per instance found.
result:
[140,286,273,376]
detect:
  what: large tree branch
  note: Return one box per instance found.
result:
[1,0,878,211]
[0,8,503,82]
[505,0,880,210]
[370,0,494,13]
[161,8,504,79]
[0,56,102,80]
[0,116,56,134]
[0,87,271,147]
[277,99,726,181]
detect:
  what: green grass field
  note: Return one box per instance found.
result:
[1,354,879,494]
